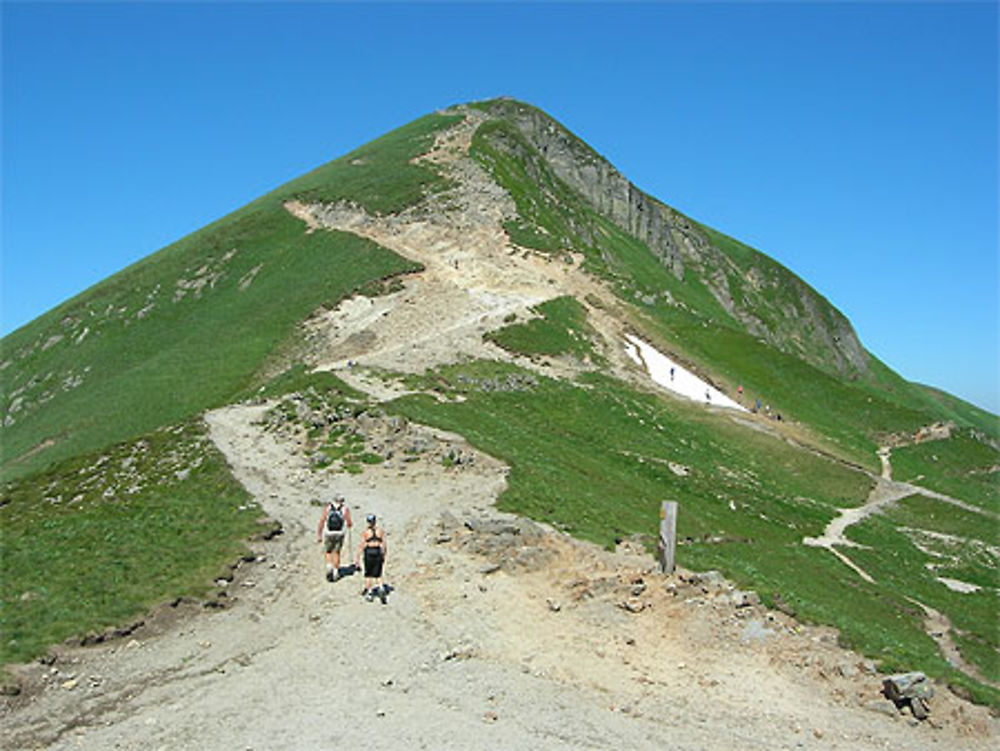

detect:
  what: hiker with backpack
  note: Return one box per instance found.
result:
[355,513,388,604]
[316,494,353,582]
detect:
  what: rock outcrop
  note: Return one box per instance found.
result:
[476,98,870,378]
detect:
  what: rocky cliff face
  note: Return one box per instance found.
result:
[477,99,869,378]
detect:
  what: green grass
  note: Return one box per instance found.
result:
[637,312,932,471]
[468,106,952,472]
[0,422,262,665]
[392,363,869,550]
[1,206,418,481]
[847,509,999,704]
[272,112,463,214]
[386,359,999,709]
[485,296,597,360]
[889,431,1000,514]
[1,110,464,482]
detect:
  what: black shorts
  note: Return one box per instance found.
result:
[363,547,384,578]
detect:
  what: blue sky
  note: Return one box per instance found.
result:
[3,2,997,412]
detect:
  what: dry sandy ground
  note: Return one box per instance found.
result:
[2,403,996,750]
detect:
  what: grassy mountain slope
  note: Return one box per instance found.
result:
[1,113,460,481]
[3,100,997,705]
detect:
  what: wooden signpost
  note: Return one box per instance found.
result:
[658,501,677,574]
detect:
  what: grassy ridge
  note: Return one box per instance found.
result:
[270,112,463,213]
[2,113,464,481]
[1,422,261,665]
[2,207,417,480]
[890,431,1000,514]
[484,296,597,361]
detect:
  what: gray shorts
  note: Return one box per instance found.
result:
[323,532,345,553]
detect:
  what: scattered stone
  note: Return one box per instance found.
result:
[882,672,934,721]
[836,661,858,678]
[479,563,501,575]
[619,599,647,614]
[483,711,498,723]
[668,462,690,477]
[546,598,561,612]
[688,570,726,591]
[730,590,760,608]
[441,646,476,662]
[61,678,79,691]
[0,682,21,697]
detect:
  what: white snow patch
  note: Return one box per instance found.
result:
[624,335,746,412]
[936,577,981,594]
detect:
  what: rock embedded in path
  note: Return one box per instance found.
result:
[730,590,761,608]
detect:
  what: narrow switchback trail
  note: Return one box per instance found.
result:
[802,446,999,688]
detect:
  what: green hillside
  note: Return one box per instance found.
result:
[1,113,459,481]
[3,99,997,705]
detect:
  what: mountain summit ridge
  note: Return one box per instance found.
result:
[468,98,868,377]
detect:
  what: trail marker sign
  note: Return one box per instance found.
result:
[658,501,678,574]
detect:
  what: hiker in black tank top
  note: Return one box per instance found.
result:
[355,514,387,602]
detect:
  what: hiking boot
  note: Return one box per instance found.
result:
[378,586,387,605]
[365,589,376,602]
[331,571,339,583]
[326,569,334,582]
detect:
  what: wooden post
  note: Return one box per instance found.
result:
[658,501,678,574]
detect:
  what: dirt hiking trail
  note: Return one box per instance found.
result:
[3,404,996,750]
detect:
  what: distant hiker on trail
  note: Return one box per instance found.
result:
[737,384,743,399]
[670,366,675,381]
[356,514,388,604]
[705,389,711,403]
[317,494,353,582]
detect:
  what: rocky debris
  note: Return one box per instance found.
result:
[432,511,555,573]
[882,421,955,448]
[667,462,690,477]
[251,519,283,541]
[78,620,145,648]
[262,390,479,474]
[863,698,901,718]
[915,422,954,444]
[454,373,539,392]
[882,672,935,720]
[730,590,761,609]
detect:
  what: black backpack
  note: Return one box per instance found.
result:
[326,504,345,532]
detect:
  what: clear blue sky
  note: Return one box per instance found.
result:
[3,2,997,413]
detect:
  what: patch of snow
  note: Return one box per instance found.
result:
[624,335,746,412]
[936,577,981,594]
